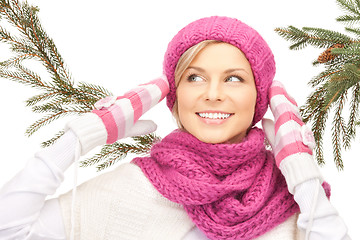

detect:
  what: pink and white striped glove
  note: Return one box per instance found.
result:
[66,75,169,155]
[262,81,322,194]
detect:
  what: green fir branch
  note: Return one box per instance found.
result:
[80,133,161,171]
[346,83,360,147]
[25,92,57,106]
[276,0,360,169]
[77,82,113,100]
[345,26,360,38]
[337,14,360,23]
[274,26,312,50]
[308,68,342,87]
[300,86,330,166]
[25,111,68,137]
[274,26,356,51]
[41,130,65,148]
[0,53,35,67]
[0,0,159,170]
[331,42,360,56]
[302,27,354,46]
[336,0,360,23]
[331,93,347,169]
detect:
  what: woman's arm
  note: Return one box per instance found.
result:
[0,76,168,239]
[294,179,351,240]
[278,156,351,240]
[263,80,351,240]
[0,130,78,240]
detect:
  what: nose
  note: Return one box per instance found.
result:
[205,80,225,102]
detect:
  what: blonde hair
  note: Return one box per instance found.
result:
[172,40,221,129]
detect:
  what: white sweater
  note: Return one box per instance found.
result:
[0,130,351,240]
[59,162,300,240]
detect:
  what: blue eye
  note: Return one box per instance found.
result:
[187,74,204,82]
[226,76,243,82]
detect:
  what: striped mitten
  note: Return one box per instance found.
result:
[67,75,169,155]
[262,81,322,194]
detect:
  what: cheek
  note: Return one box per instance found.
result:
[176,87,195,122]
[176,85,199,110]
[176,89,187,114]
[235,88,257,118]
[249,91,257,111]
[247,92,257,116]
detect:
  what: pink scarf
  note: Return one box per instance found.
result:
[133,128,300,240]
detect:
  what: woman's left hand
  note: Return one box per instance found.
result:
[262,80,322,194]
[262,80,315,166]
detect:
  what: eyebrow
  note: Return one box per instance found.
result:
[187,66,205,73]
[187,66,251,75]
[224,68,250,74]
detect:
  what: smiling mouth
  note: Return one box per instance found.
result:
[196,112,233,119]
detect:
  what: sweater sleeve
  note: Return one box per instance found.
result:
[280,157,351,240]
[0,130,78,240]
[294,179,351,240]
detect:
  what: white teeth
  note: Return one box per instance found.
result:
[198,112,231,119]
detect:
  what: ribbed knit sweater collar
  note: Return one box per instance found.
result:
[133,128,299,240]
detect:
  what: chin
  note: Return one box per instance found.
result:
[198,128,248,144]
[195,132,240,144]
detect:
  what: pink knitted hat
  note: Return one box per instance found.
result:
[163,16,276,124]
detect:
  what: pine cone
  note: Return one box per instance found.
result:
[318,44,345,63]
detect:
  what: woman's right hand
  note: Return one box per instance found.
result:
[66,75,169,155]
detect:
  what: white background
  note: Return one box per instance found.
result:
[0,0,359,238]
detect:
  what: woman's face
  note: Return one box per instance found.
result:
[176,43,257,144]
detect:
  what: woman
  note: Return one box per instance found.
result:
[0,16,350,240]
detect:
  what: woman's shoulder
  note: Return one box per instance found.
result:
[58,162,195,239]
[89,162,149,185]
[58,162,186,216]
[61,162,166,203]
